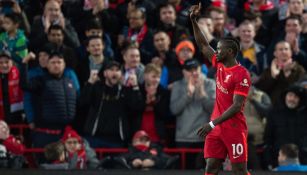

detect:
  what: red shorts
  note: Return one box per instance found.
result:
[204,126,248,163]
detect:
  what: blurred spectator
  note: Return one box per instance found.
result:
[120,130,168,169]
[77,35,111,87]
[236,20,268,81]
[264,85,307,167]
[150,30,174,67]
[78,61,143,148]
[255,41,305,104]
[206,6,229,39]
[0,12,28,68]
[0,120,25,155]
[302,10,307,34]
[243,11,272,47]
[21,51,78,148]
[118,8,154,64]
[150,31,177,89]
[170,59,215,169]
[243,0,279,41]
[0,120,25,169]
[160,40,208,89]
[61,126,99,169]
[47,24,78,70]
[131,64,170,145]
[41,141,72,169]
[268,15,307,70]
[76,18,114,60]
[157,2,190,49]
[117,0,156,29]
[275,143,307,171]
[0,0,31,35]
[167,0,191,27]
[23,47,80,130]
[76,0,120,43]
[0,51,23,124]
[279,0,305,21]
[29,0,80,51]
[245,86,271,170]
[245,86,271,147]
[121,42,145,86]
[196,14,217,50]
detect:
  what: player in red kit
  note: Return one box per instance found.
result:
[190,3,251,175]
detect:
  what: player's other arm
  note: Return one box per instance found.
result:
[212,94,245,126]
[197,94,246,137]
[190,3,215,63]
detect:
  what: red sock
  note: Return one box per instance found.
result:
[246,172,251,175]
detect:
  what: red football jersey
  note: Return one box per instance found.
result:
[211,55,251,131]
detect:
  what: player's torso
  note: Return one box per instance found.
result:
[212,63,248,131]
[215,64,239,110]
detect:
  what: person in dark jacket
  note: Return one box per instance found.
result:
[29,0,80,50]
[21,51,78,148]
[23,45,80,130]
[157,3,190,49]
[131,63,170,145]
[264,85,307,168]
[79,61,143,148]
[121,130,167,169]
[77,35,112,88]
[118,8,154,65]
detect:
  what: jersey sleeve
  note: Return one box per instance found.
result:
[233,69,251,97]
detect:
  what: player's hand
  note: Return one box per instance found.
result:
[197,123,212,138]
[189,2,201,19]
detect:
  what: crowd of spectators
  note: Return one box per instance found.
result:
[0,0,307,171]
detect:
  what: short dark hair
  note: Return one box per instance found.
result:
[158,2,176,13]
[285,15,303,25]
[280,144,299,159]
[85,18,103,31]
[220,37,240,57]
[44,142,65,162]
[48,24,64,34]
[85,35,104,46]
[153,30,168,37]
[4,12,21,24]
[121,40,139,54]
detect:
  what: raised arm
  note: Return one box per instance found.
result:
[190,3,215,63]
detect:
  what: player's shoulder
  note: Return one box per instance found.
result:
[235,65,251,78]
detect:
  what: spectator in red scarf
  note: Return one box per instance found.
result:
[0,120,25,155]
[0,51,23,124]
[118,8,154,64]
[122,130,167,169]
[61,126,99,169]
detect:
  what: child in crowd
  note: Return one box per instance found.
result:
[61,126,99,169]
[0,12,27,67]
[41,141,74,169]
[0,120,25,169]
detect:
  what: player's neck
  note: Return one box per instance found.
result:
[222,59,238,68]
